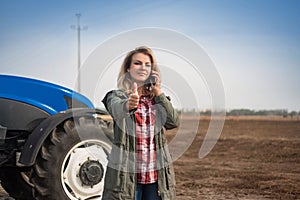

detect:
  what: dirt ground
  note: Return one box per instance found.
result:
[172,116,300,200]
[1,116,300,199]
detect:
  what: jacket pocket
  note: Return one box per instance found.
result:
[104,167,125,192]
[164,165,176,189]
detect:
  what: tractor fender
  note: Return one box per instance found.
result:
[19,108,109,166]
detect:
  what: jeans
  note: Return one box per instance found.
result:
[136,182,162,200]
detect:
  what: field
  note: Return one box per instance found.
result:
[173,116,300,200]
[1,116,300,199]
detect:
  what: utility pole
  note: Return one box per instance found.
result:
[71,13,88,93]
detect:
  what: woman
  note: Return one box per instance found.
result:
[102,46,179,200]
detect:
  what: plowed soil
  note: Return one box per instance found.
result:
[173,116,300,200]
[1,116,300,199]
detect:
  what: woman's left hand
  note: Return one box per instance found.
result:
[150,71,162,96]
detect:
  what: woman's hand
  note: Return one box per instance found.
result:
[150,71,162,96]
[127,82,139,111]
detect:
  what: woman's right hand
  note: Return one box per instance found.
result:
[127,82,139,111]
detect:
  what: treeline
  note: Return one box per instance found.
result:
[226,109,299,117]
[179,108,300,117]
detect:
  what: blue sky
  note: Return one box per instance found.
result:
[1,0,299,111]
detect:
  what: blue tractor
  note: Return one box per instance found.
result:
[0,75,113,200]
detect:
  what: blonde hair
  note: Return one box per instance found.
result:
[117,46,160,98]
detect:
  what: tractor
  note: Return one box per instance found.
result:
[0,74,113,200]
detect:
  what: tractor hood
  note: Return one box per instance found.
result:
[0,75,94,115]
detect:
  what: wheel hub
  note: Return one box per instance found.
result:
[62,142,111,199]
[79,160,104,186]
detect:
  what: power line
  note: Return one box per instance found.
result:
[71,13,88,93]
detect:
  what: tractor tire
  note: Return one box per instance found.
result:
[0,169,34,200]
[30,117,112,200]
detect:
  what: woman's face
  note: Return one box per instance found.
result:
[128,52,152,85]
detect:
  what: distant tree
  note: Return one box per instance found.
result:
[282,110,289,118]
[201,109,211,116]
[289,111,298,118]
[227,109,254,116]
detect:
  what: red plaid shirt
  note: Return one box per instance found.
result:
[135,95,157,184]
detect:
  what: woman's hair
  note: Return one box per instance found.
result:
[117,46,160,97]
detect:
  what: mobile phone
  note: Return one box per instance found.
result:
[148,75,156,86]
[145,73,156,91]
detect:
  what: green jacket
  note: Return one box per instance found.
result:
[102,90,179,200]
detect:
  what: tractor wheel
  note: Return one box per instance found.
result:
[0,169,34,200]
[30,117,112,200]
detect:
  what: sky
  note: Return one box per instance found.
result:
[0,0,299,111]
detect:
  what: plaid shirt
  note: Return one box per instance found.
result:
[135,95,158,184]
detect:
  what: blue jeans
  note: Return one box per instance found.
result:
[136,182,162,200]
